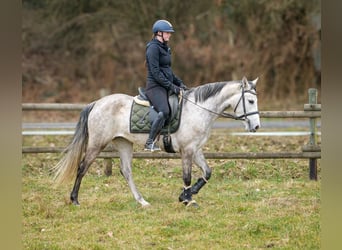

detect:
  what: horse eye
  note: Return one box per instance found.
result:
[248,100,254,104]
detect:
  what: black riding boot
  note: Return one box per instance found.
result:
[144,112,165,152]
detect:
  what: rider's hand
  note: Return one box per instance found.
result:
[170,84,181,95]
[180,83,189,90]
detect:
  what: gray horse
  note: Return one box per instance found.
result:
[52,76,260,207]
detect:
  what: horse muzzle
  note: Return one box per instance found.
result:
[244,118,260,132]
[249,124,259,132]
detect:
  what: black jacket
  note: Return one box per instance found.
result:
[145,38,184,91]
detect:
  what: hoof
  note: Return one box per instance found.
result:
[180,199,199,208]
[186,200,199,208]
[71,199,80,206]
[139,199,151,208]
[141,202,151,208]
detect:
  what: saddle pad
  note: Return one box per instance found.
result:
[130,100,182,134]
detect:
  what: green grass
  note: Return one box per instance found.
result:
[22,130,320,249]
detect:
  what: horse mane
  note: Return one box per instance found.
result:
[187,82,229,103]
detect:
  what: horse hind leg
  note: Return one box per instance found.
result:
[113,138,150,207]
[70,147,101,205]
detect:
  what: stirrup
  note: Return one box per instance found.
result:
[144,142,161,152]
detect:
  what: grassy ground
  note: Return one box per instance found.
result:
[22,129,320,249]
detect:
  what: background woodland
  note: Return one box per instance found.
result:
[22,0,321,109]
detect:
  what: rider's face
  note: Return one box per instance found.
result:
[157,31,172,42]
[162,32,172,42]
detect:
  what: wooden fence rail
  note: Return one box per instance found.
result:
[21,146,321,159]
[22,103,321,118]
[22,88,321,180]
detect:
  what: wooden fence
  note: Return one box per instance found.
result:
[22,89,321,180]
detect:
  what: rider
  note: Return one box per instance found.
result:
[144,19,188,151]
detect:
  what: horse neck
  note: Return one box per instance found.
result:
[184,82,241,123]
[210,82,241,114]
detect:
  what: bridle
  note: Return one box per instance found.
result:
[224,85,259,121]
[182,84,259,121]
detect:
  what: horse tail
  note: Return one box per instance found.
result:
[51,102,95,184]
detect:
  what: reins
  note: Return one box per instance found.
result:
[181,85,259,121]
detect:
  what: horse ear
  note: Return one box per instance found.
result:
[251,77,259,88]
[241,76,248,88]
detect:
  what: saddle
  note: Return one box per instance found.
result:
[130,87,183,135]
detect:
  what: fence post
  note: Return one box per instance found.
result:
[307,88,318,180]
[100,88,113,176]
[104,158,113,176]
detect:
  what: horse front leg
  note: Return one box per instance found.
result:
[178,150,198,207]
[191,149,212,195]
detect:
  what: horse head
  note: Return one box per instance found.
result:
[234,76,261,132]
